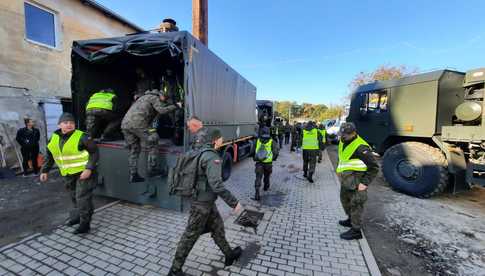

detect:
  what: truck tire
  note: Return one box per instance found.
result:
[382,142,448,198]
[221,151,233,182]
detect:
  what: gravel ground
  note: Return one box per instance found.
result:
[327,145,485,276]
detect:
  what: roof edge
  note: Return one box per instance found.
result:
[80,0,144,32]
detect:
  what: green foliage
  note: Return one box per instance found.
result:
[273,101,345,122]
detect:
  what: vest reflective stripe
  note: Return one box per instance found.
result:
[302,129,319,150]
[256,139,273,163]
[86,92,115,111]
[336,136,370,173]
[47,130,89,176]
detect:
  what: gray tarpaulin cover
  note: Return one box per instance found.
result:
[72,31,257,140]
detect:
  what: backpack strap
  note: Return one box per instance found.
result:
[192,148,217,198]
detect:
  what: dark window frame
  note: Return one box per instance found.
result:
[360,90,388,114]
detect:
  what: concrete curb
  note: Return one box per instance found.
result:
[359,233,382,276]
[0,200,120,253]
[0,233,41,253]
[324,150,382,276]
[94,200,121,213]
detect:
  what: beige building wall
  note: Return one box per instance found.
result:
[0,0,137,98]
[0,0,139,172]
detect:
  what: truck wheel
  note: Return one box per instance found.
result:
[382,142,448,198]
[221,151,233,182]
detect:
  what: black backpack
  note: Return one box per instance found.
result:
[168,148,215,197]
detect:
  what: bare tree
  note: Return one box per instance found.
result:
[349,64,418,91]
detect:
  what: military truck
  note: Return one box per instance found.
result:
[348,68,485,197]
[71,31,258,210]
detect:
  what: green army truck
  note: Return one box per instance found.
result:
[71,31,257,210]
[348,68,485,197]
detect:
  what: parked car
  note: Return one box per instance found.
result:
[324,119,341,144]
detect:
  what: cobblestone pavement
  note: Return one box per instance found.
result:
[0,149,377,276]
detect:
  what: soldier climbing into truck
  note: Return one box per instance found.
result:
[71,28,258,209]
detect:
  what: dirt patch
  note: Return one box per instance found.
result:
[327,146,485,276]
[0,172,115,247]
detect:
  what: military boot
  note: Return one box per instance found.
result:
[308,174,314,183]
[224,246,242,266]
[130,172,145,183]
[338,217,352,227]
[73,223,90,235]
[263,182,270,191]
[254,189,261,201]
[303,171,307,178]
[340,228,362,240]
[167,268,185,276]
[66,217,80,227]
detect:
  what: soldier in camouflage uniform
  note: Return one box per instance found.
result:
[290,122,302,152]
[40,113,98,235]
[299,121,324,183]
[253,127,279,201]
[133,68,155,100]
[277,120,285,149]
[284,122,291,145]
[336,123,378,240]
[121,89,181,183]
[85,88,120,141]
[168,129,243,276]
[186,116,206,149]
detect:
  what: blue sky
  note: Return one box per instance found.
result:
[97,0,485,105]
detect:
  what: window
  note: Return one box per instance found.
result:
[24,2,57,48]
[360,90,388,113]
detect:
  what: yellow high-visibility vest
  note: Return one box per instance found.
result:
[47,130,89,176]
[256,139,273,163]
[302,129,319,150]
[336,136,370,173]
[86,91,115,111]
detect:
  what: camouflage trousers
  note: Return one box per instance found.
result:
[278,134,284,148]
[122,128,159,175]
[64,173,96,225]
[338,172,368,230]
[255,162,272,190]
[318,146,326,162]
[302,149,318,176]
[290,136,300,151]
[171,202,232,272]
[85,109,121,139]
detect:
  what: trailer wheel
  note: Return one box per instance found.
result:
[221,151,233,182]
[382,142,448,198]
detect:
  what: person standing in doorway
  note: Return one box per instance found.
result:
[16,118,40,176]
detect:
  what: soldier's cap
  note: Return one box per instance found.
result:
[58,112,75,124]
[209,128,223,142]
[162,18,177,25]
[260,127,271,138]
[339,122,357,135]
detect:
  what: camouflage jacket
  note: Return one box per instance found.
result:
[121,91,177,130]
[194,144,239,208]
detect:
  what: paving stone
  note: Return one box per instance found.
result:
[0,151,374,275]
